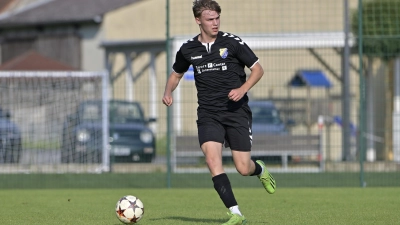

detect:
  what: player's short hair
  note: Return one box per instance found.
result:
[192,0,221,18]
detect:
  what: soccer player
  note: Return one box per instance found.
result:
[162,0,276,224]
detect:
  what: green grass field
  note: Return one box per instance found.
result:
[1,187,399,225]
[1,172,400,189]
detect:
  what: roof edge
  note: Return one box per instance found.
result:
[0,0,54,21]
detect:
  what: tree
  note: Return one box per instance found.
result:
[351,0,400,161]
[352,0,400,61]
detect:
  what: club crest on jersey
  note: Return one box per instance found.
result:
[219,48,228,59]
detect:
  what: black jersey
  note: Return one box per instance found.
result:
[173,31,259,111]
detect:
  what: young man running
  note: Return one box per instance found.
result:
[162,0,276,224]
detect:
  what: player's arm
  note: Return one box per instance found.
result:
[228,62,264,102]
[162,71,184,106]
[242,61,264,92]
[163,48,189,106]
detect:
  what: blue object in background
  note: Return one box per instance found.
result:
[184,66,194,81]
[288,69,332,88]
[333,115,357,136]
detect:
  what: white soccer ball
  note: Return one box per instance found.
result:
[115,195,144,224]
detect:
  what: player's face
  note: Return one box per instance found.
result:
[196,10,220,38]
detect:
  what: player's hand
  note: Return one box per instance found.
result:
[228,88,245,102]
[162,94,173,106]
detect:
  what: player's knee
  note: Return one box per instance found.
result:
[236,166,252,176]
[205,157,219,168]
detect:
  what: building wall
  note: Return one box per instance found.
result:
[104,0,358,38]
[103,0,166,40]
[0,26,81,69]
[80,24,105,71]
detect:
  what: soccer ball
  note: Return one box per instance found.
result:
[115,195,144,224]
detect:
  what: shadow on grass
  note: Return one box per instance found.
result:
[149,217,266,224]
[150,216,224,223]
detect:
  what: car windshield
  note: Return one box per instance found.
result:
[109,102,144,123]
[251,105,282,124]
[79,101,144,124]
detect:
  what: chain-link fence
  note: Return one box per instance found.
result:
[164,0,400,187]
[0,0,399,189]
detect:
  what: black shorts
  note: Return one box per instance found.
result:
[196,106,253,151]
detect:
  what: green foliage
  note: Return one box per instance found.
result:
[351,0,400,61]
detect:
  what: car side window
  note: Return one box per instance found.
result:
[126,105,142,120]
[110,104,144,123]
[82,105,101,121]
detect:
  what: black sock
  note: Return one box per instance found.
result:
[212,173,237,208]
[250,159,262,176]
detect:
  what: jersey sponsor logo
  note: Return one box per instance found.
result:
[207,62,225,68]
[191,55,203,60]
[196,63,226,73]
[195,65,206,74]
[219,48,228,59]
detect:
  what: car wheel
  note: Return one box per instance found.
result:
[61,129,79,164]
[61,138,73,163]
[61,146,69,163]
[0,145,9,163]
[3,141,18,163]
[0,148,4,163]
[10,140,22,164]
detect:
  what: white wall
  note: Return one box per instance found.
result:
[80,24,105,71]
